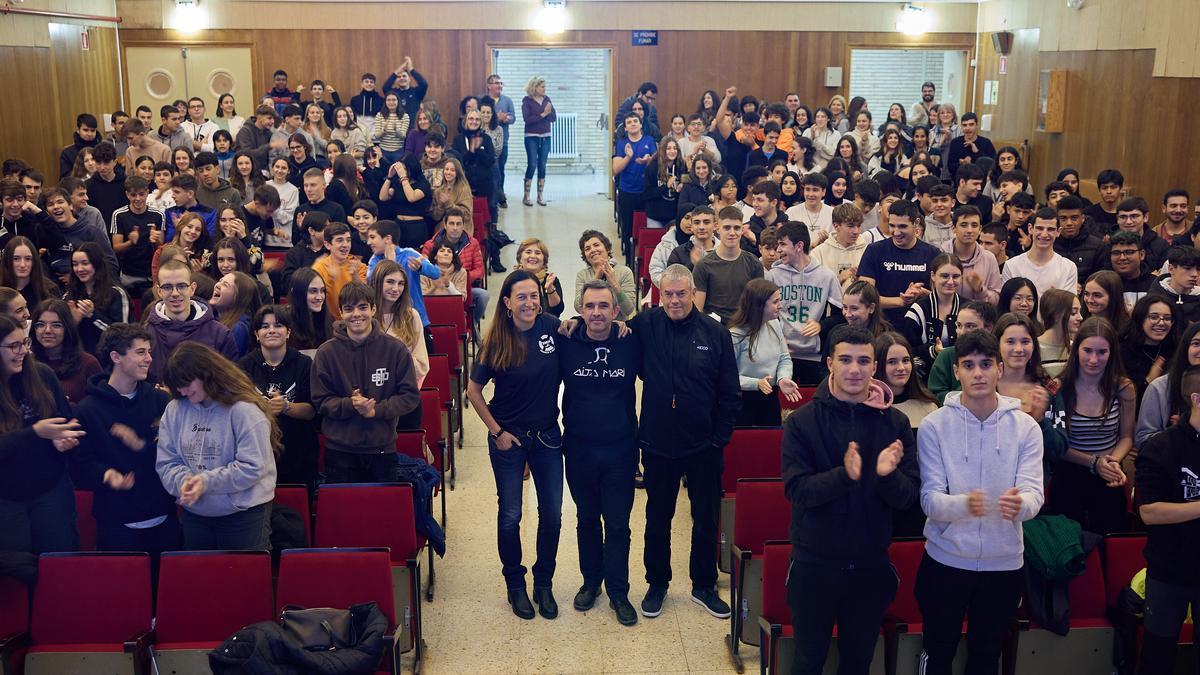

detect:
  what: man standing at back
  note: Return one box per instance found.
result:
[910,81,938,128]
[782,325,918,675]
[630,264,739,621]
[617,83,659,138]
[484,74,516,208]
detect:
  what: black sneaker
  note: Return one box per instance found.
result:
[573,585,600,611]
[610,598,638,626]
[640,586,667,618]
[690,588,731,619]
[491,259,507,273]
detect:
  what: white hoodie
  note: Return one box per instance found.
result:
[917,391,1044,571]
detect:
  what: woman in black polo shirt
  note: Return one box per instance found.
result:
[466,270,564,621]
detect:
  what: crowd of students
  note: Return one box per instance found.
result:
[3,67,1200,674]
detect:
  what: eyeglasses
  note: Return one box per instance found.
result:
[158,283,191,295]
[1147,314,1174,324]
[289,145,304,151]
[0,338,31,353]
[33,321,64,331]
[1110,249,1141,258]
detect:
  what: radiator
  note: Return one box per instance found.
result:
[548,113,579,159]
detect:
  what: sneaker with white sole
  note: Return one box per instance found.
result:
[690,588,731,619]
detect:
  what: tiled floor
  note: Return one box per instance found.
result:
[414,173,753,674]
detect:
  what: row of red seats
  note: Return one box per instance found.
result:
[2,483,429,674]
[757,533,1167,675]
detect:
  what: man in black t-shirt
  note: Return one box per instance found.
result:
[558,280,641,625]
[110,176,164,292]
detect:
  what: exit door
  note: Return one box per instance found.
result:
[125,46,254,118]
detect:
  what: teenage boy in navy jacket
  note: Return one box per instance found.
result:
[72,323,180,562]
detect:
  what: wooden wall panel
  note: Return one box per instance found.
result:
[975,30,1200,206]
[49,25,123,143]
[121,29,975,136]
[0,46,61,180]
[0,26,121,182]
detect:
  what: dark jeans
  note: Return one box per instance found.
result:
[737,389,782,427]
[97,514,183,585]
[496,142,509,199]
[1046,461,1129,535]
[180,502,272,551]
[324,448,399,484]
[791,358,829,387]
[1139,576,1200,674]
[0,472,78,554]
[616,189,644,254]
[915,553,1023,675]
[97,513,183,554]
[787,558,898,675]
[489,426,564,590]
[564,436,637,600]
[523,135,551,181]
[642,445,722,591]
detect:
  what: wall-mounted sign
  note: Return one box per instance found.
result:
[632,30,658,46]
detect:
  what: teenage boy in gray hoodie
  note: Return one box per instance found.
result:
[766,221,843,385]
[916,330,1044,675]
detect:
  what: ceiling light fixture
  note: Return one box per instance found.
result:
[896,3,930,36]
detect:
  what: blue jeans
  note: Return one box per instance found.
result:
[489,425,564,590]
[380,148,405,167]
[523,136,551,181]
[0,472,78,554]
[564,436,637,600]
[180,502,272,551]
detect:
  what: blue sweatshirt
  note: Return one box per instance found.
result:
[918,392,1044,572]
[367,246,440,325]
[155,398,277,517]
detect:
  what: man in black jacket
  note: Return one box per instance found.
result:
[72,323,180,565]
[630,263,739,620]
[781,324,919,675]
[1135,367,1200,674]
[1053,195,1105,285]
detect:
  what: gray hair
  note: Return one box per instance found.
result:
[660,264,694,290]
[580,279,618,304]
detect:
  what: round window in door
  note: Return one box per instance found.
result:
[207,69,236,99]
[145,69,175,100]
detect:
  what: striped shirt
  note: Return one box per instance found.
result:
[1067,395,1121,454]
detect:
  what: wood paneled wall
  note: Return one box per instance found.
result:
[0,45,61,181]
[0,25,122,181]
[974,30,1200,206]
[121,28,975,136]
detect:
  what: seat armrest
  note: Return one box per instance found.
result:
[123,628,155,653]
[0,631,29,655]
